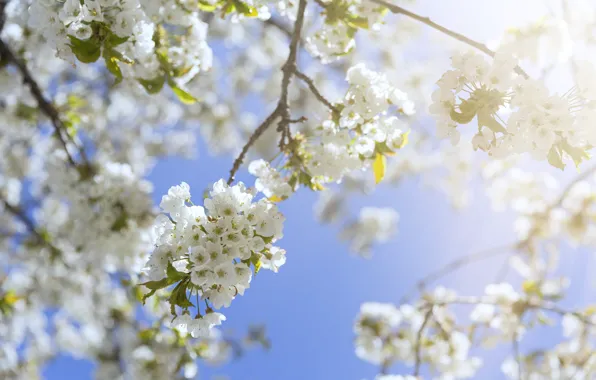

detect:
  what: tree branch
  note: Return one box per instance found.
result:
[264,17,293,38]
[227,109,281,185]
[413,307,433,376]
[227,0,308,184]
[276,0,308,130]
[1,198,60,256]
[400,163,596,305]
[369,0,529,79]
[0,17,88,168]
[294,70,339,114]
[399,243,516,304]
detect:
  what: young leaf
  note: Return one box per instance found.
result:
[138,75,166,94]
[477,110,506,134]
[68,35,101,63]
[396,130,410,149]
[167,262,188,282]
[373,153,386,184]
[547,146,565,170]
[141,278,171,290]
[232,0,258,16]
[104,52,123,84]
[170,83,199,104]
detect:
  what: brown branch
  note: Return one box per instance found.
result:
[264,18,293,38]
[0,20,88,167]
[227,109,281,185]
[413,307,433,376]
[227,0,308,184]
[1,198,60,256]
[369,0,529,79]
[294,70,339,114]
[276,0,308,131]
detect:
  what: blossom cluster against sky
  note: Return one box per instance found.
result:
[42,0,596,378]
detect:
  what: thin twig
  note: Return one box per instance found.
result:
[227,109,281,185]
[399,243,516,304]
[0,39,87,167]
[263,18,293,38]
[513,330,523,380]
[1,198,60,255]
[429,296,596,327]
[413,307,433,376]
[369,0,529,79]
[401,163,596,304]
[294,70,340,114]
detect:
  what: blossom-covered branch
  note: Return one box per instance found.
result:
[227,0,308,184]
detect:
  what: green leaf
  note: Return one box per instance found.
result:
[375,141,394,156]
[232,0,258,16]
[477,110,506,134]
[222,0,235,15]
[110,210,128,231]
[373,153,386,184]
[141,278,171,290]
[396,130,410,149]
[170,82,198,104]
[170,281,194,311]
[107,33,129,47]
[104,53,123,84]
[108,49,134,64]
[167,262,188,282]
[450,102,476,124]
[141,288,158,304]
[547,146,565,170]
[14,103,37,121]
[138,75,166,94]
[346,15,369,29]
[249,253,262,274]
[67,95,87,109]
[68,35,101,63]
[198,0,219,11]
[561,140,590,168]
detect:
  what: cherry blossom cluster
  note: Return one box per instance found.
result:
[303,63,412,184]
[306,0,387,63]
[430,51,596,169]
[245,63,412,200]
[354,297,482,379]
[356,279,596,378]
[18,0,212,98]
[40,159,155,272]
[143,180,286,336]
[484,163,596,247]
